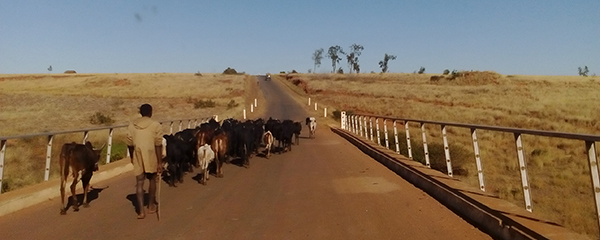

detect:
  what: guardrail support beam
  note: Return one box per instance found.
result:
[441,125,453,177]
[405,121,413,160]
[586,140,600,231]
[421,123,431,168]
[0,140,6,194]
[44,135,54,181]
[514,133,533,212]
[471,128,485,191]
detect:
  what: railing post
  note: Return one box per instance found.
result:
[375,118,381,146]
[421,123,431,168]
[354,116,358,134]
[359,117,364,137]
[0,140,6,193]
[243,109,247,120]
[364,117,369,140]
[315,102,318,111]
[82,131,89,144]
[170,122,174,134]
[178,121,183,132]
[441,125,453,177]
[350,116,354,133]
[255,98,257,107]
[585,140,600,232]
[369,118,374,142]
[384,119,389,149]
[106,128,114,164]
[405,121,413,160]
[340,111,346,130]
[393,120,400,154]
[308,97,311,106]
[471,128,485,191]
[324,107,327,118]
[194,119,198,127]
[188,120,192,129]
[514,133,533,212]
[44,135,53,181]
[251,104,254,113]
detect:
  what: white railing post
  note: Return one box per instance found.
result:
[243,109,247,120]
[255,98,257,107]
[376,118,381,146]
[324,107,327,118]
[471,128,485,191]
[364,117,369,140]
[369,118,374,142]
[0,140,6,193]
[421,123,431,168]
[251,104,254,113]
[514,133,533,212]
[44,135,53,181]
[353,116,358,134]
[393,120,400,154]
[340,111,346,129]
[178,121,183,132]
[405,121,413,160]
[359,116,364,137]
[315,103,318,111]
[106,128,114,164]
[384,119,389,149]
[188,120,192,129]
[170,122,174,134]
[585,140,600,232]
[308,98,311,106]
[441,125,453,177]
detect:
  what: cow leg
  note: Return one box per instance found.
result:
[60,177,67,215]
[82,173,92,208]
[135,174,146,219]
[70,177,79,212]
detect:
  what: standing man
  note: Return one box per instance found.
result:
[127,104,163,219]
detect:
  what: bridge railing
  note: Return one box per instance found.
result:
[0,116,216,194]
[340,112,600,231]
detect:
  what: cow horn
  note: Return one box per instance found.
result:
[95,143,106,151]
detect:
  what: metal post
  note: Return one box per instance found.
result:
[369,118,374,142]
[243,109,247,119]
[324,107,327,118]
[255,98,257,107]
[315,103,318,111]
[364,117,369,140]
[384,119,389,149]
[308,97,311,106]
[442,125,453,177]
[106,128,114,164]
[170,122,174,134]
[178,121,183,131]
[585,141,600,232]
[0,140,6,193]
[251,104,254,113]
[82,131,89,144]
[340,111,346,129]
[393,120,400,154]
[376,118,381,146]
[353,116,357,134]
[44,135,53,181]
[471,128,485,191]
[405,121,413,160]
[359,116,364,137]
[421,123,430,168]
[514,133,533,212]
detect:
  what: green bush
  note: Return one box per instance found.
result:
[89,112,115,125]
[193,99,216,109]
[223,67,238,75]
[227,99,239,110]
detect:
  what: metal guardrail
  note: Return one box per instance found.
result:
[0,116,216,194]
[340,112,600,232]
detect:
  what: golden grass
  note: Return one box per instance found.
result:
[276,72,600,238]
[0,73,255,192]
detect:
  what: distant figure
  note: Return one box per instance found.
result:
[305,117,316,139]
[127,103,163,219]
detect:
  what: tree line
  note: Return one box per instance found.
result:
[311,44,397,74]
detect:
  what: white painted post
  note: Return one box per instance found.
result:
[82,131,89,144]
[170,122,174,134]
[471,128,485,191]
[515,133,532,212]
[364,117,369,140]
[375,118,381,145]
[369,118,374,142]
[393,120,400,154]
[251,104,254,113]
[0,140,6,193]
[442,125,453,177]
[179,121,183,131]
[106,128,114,164]
[384,119,389,149]
[585,141,600,231]
[315,103,318,111]
[421,123,431,168]
[243,109,247,119]
[188,120,191,129]
[324,107,327,117]
[340,111,346,129]
[44,135,53,181]
[359,116,364,137]
[255,98,257,107]
[213,115,219,122]
[308,98,311,106]
[405,121,413,160]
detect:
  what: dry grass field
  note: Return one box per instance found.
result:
[0,73,260,193]
[275,72,600,238]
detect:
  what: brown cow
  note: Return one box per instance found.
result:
[59,141,104,215]
[211,130,228,178]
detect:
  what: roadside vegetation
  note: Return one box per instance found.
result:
[0,72,256,193]
[275,71,600,237]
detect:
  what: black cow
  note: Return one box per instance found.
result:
[280,120,295,152]
[292,121,302,145]
[162,134,191,187]
[59,141,105,215]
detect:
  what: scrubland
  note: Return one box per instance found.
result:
[276,72,600,237]
[0,73,258,192]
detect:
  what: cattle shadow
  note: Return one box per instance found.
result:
[64,188,105,211]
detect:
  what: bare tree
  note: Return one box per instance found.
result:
[312,48,324,73]
[578,66,589,77]
[378,54,397,73]
[327,45,345,73]
[48,65,52,72]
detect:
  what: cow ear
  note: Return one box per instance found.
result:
[85,141,93,149]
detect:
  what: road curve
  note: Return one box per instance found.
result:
[0,76,492,240]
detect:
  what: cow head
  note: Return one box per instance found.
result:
[85,141,105,172]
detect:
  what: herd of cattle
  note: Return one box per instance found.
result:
[58,117,317,214]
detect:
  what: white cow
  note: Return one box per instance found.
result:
[306,117,317,139]
[197,144,215,185]
[262,131,274,159]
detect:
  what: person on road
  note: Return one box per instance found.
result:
[127,104,163,219]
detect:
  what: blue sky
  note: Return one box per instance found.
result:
[1,0,598,75]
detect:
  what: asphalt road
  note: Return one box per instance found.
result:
[0,76,493,240]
